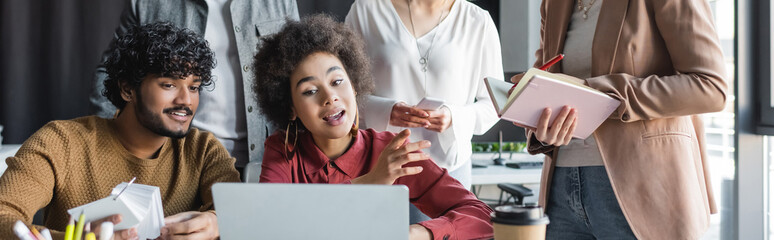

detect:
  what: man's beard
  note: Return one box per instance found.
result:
[134,91,193,139]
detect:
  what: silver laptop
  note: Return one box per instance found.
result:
[212,183,409,240]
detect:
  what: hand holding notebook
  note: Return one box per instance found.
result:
[67,180,164,240]
[484,68,620,139]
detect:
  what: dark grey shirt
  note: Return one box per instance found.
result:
[557,0,605,167]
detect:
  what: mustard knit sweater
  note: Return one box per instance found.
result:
[0,116,240,239]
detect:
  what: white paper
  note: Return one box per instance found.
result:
[67,182,164,239]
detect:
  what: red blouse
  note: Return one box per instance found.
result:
[259,129,493,240]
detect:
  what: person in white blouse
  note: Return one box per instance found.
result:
[346,0,502,223]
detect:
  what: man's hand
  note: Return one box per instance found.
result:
[159,211,219,240]
[351,129,431,185]
[390,102,430,128]
[409,224,432,240]
[90,214,137,240]
[424,107,451,133]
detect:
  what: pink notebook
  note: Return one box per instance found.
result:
[484,69,620,139]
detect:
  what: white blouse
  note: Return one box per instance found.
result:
[346,0,502,171]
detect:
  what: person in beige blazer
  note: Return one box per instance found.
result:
[510,0,728,239]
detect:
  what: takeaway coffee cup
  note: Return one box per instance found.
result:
[491,204,550,240]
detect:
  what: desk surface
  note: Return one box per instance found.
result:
[0,144,22,177]
[470,152,543,185]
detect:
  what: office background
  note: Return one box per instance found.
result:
[0,0,538,145]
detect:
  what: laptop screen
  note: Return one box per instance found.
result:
[212,183,409,240]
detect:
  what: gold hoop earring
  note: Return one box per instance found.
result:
[284,120,298,160]
[350,109,359,136]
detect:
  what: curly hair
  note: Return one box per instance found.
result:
[102,22,216,110]
[252,14,374,130]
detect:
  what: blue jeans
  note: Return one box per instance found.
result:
[545,166,636,240]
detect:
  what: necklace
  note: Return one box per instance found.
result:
[577,0,597,19]
[407,0,448,95]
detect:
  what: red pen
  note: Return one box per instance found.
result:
[539,54,565,71]
[508,54,565,94]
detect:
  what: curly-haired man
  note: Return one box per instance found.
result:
[90,0,299,176]
[0,22,239,239]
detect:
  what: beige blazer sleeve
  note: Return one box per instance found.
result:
[585,0,728,123]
